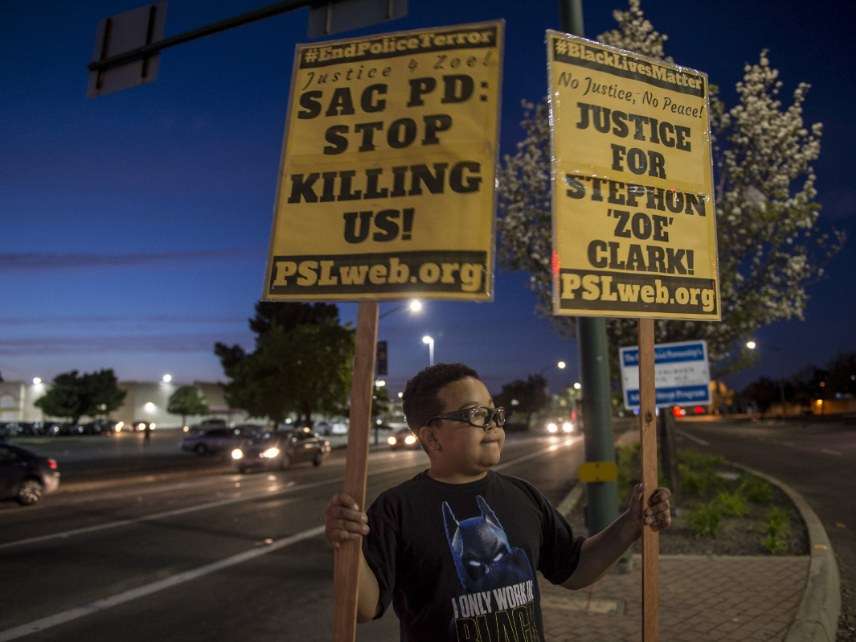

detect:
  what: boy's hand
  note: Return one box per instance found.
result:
[627,484,672,533]
[325,493,370,549]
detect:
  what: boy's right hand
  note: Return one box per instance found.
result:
[325,493,370,549]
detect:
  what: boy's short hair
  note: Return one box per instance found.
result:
[402,363,480,431]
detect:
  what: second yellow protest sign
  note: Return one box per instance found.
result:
[263,21,504,301]
[547,32,720,320]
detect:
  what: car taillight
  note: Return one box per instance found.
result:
[47,458,58,470]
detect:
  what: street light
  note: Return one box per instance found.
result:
[745,339,787,411]
[380,299,425,319]
[32,377,43,386]
[573,382,582,390]
[375,379,386,388]
[422,335,435,367]
[557,361,566,370]
[161,373,173,383]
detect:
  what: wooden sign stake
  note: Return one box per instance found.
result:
[333,301,379,642]
[638,317,659,641]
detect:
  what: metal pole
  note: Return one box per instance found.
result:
[558,0,619,535]
[429,340,434,367]
[88,0,315,73]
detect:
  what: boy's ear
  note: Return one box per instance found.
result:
[418,425,441,452]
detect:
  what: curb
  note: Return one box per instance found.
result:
[554,438,841,642]
[730,463,841,642]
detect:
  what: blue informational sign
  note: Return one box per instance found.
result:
[619,340,711,411]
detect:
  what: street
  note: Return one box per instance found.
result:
[0,433,584,642]
[678,417,856,640]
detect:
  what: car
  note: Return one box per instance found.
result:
[130,420,157,433]
[193,418,229,431]
[181,427,246,456]
[81,419,124,435]
[314,420,348,436]
[231,427,331,472]
[0,444,60,506]
[544,418,575,435]
[387,428,420,450]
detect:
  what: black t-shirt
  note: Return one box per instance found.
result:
[363,469,584,642]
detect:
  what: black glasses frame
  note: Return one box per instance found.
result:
[426,406,506,430]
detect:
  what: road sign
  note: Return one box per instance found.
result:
[619,339,711,410]
[546,31,720,320]
[263,21,504,302]
[308,0,408,37]
[88,3,166,97]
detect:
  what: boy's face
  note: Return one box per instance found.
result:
[423,376,505,475]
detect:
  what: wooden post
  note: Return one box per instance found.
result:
[638,318,659,641]
[333,301,379,642]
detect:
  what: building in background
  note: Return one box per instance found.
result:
[0,380,250,428]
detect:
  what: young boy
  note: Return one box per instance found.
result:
[325,363,671,641]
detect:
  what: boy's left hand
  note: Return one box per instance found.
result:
[627,484,672,532]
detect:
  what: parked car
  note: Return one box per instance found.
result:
[387,428,420,450]
[193,418,229,431]
[181,427,245,456]
[130,420,157,433]
[231,427,331,473]
[80,419,124,435]
[0,444,60,506]
[314,420,348,436]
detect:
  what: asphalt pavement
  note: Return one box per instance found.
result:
[0,432,585,642]
[677,417,856,641]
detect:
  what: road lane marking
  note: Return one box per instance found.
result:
[819,448,843,457]
[0,439,575,551]
[0,438,580,640]
[676,430,709,447]
[0,526,326,642]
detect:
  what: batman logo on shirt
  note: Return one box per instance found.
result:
[442,495,534,593]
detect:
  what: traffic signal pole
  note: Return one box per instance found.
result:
[557,0,620,535]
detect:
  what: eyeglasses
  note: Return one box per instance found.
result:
[427,406,507,430]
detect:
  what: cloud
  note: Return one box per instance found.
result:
[0,249,256,271]
[0,334,251,355]
[0,315,246,326]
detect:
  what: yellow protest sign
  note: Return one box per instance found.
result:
[547,32,720,320]
[263,21,504,301]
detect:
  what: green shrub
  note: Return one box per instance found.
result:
[688,501,722,538]
[616,444,641,503]
[739,475,774,504]
[679,450,725,471]
[678,463,723,499]
[761,507,792,554]
[714,491,748,518]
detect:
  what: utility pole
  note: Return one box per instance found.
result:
[557,0,619,535]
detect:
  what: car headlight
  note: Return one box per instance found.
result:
[115,421,124,431]
[546,422,558,434]
[387,436,397,445]
[231,448,244,460]
[150,423,157,430]
[562,421,574,433]
[404,435,417,445]
[261,447,280,459]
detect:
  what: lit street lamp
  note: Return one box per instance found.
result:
[380,299,424,319]
[745,339,786,410]
[161,373,173,383]
[422,335,435,367]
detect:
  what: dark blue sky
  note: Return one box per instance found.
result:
[1,0,854,396]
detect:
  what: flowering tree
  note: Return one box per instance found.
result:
[497,0,842,374]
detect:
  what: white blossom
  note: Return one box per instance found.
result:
[496,1,843,373]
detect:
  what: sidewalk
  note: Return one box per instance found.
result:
[539,555,808,641]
